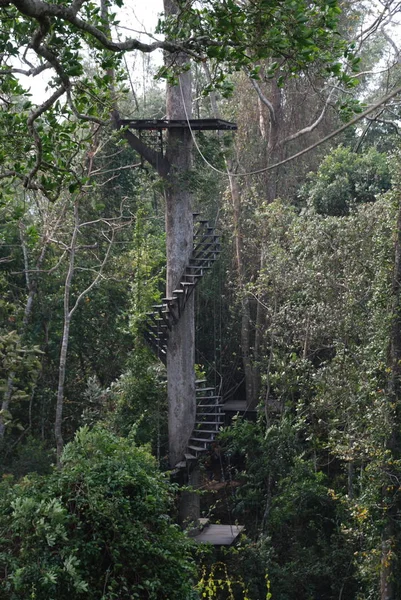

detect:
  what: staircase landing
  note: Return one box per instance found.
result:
[193,524,244,545]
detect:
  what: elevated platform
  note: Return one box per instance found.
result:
[120,118,237,131]
[193,524,244,545]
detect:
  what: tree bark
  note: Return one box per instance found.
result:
[55,200,79,465]
[265,80,283,204]
[164,0,196,474]
[228,166,260,408]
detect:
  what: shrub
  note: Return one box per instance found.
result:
[0,426,195,600]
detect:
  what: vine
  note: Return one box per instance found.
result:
[197,562,272,600]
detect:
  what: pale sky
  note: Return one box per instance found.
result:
[19,0,164,104]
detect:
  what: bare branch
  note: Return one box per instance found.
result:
[247,74,276,123]
[11,250,68,276]
[0,61,51,76]
[0,170,18,180]
[78,215,132,228]
[89,161,142,176]
[25,86,66,186]
[48,237,70,251]
[381,26,401,63]
[280,87,335,145]
[69,227,115,317]
[366,113,401,134]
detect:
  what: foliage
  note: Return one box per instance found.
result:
[0,0,360,195]
[0,437,54,479]
[105,348,167,454]
[159,0,358,93]
[299,146,392,215]
[0,331,42,429]
[237,191,398,595]
[219,418,357,599]
[196,561,259,599]
[0,426,195,600]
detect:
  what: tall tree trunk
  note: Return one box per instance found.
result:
[228,166,260,408]
[53,197,116,465]
[55,200,79,465]
[265,80,283,204]
[163,0,196,490]
[163,0,200,525]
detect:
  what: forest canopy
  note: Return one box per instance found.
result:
[1,0,401,598]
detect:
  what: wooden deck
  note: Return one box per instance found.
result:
[193,524,244,545]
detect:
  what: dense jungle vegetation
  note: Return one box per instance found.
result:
[1,0,401,598]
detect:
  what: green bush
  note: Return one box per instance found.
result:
[0,426,195,600]
[300,146,391,215]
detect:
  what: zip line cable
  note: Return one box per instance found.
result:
[179,78,401,177]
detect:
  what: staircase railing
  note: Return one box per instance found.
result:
[143,214,224,469]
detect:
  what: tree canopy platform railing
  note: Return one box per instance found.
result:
[119,118,237,131]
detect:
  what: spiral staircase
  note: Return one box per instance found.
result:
[143,215,224,470]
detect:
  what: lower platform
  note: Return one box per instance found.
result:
[192,524,244,545]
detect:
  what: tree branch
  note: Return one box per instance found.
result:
[280,87,335,145]
[247,74,276,123]
[381,26,401,64]
[66,89,107,125]
[1,0,204,57]
[69,226,114,317]
[0,61,51,76]
[25,85,66,186]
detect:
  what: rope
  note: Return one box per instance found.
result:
[179,76,401,178]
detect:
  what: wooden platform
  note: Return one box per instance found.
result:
[193,524,244,545]
[120,118,237,131]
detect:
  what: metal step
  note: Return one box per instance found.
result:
[196,412,224,418]
[190,437,213,444]
[188,444,207,454]
[194,429,221,434]
[185,265,212,270]
[184,452,197,461]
